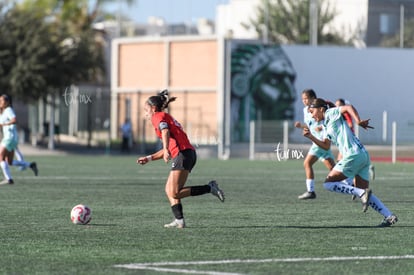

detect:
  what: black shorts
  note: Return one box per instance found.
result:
[171,149,197,172]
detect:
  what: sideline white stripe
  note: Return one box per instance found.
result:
[115,255,414,274]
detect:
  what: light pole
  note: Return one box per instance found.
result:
[309,0,318,46]
[400,4,404,48]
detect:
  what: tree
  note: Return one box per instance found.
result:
[246,0,350,45]
[380,18,414,48]
[0,6,53,101]
[0,1,106,102]
[0,1,109,149]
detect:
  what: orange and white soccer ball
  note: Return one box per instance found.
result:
[70,204,92,225]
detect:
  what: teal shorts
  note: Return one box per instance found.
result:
[333,151,371,181]
[308,144,335,160]
[1,138,18,152]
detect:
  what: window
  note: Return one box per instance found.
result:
[379,13,398,34]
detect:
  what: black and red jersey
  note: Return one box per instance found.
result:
[151,112,194,158]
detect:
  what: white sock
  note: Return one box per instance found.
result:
[306,179,315,192]
[0,161,12,180]
[368,193,393,218]
[323,182,365,197]
[15,149,25,162]
[342,178,354,186]
[12,160,30,168]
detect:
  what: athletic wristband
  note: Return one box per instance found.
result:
[146,155,152,161]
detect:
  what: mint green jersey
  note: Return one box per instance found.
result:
[323,107,365,158]
[303,106,324,139]
[304,106,334,160]
[1,106,18,141]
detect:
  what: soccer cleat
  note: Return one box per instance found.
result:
[351,194,357,201]
[30,162,38,176]
[0,179,14,185]
[298,191,316,200]
[164,219,185,229]
[208,180,225,202]
[360,188,372,212]
[378,214,398,227]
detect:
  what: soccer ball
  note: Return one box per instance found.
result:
[70,204,92,225]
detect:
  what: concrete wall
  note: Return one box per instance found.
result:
[112,36,414,147]
[283,45,414,143]
[112,36,219,144]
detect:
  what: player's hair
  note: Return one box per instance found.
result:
[309,98,333,110]
[302,89,317,99]
[336,98,346,106]
[1,94,12,107]
[146,90,177,111]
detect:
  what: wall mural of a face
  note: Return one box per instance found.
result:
[230,42,296,142]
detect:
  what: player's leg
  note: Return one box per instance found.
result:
[166,170,190,201]
[164,170,188,228]
[354,176,398,227]
[336,151,355,187]
[323,170,370,210]
[13,147,30,170]
[323,156,354,196]
[298,153,318,199]
[322,157,335,171]
[14,147,25,161]
[0,145,13,184]
[323,154,371,211]
[170,149,224,202]
[12,147,38,175]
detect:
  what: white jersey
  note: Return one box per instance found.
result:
[0,106,18,141]
[323,107,365,158]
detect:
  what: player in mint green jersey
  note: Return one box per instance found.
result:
[303,98,397,227]
[294,89,335,200]
[0,94,18,185]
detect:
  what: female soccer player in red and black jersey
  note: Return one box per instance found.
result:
[137,90,225,228]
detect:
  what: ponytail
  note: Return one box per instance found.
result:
[147,89,177,111]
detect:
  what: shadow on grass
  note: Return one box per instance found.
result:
[208,224,412,229]
[86,223,118,227]
[382,200,414,203]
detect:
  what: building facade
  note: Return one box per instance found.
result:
[366,0,414,46]
[110,36,223,149]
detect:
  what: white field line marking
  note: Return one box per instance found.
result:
[114,265,243,275]
[114,255,414,274]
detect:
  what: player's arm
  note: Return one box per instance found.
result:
[137,149,162,165]
[137,120,171,165]
[294,121,308,129]
[0,116,16,127]
[343,112,353,129]
[136,128,171,165]
[303,128,331,150]
[340,105,373,130]
[160,128,171,163]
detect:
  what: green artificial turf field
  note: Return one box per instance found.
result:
[0,155,412,274]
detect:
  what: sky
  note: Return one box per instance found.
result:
[104,0,230,24]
